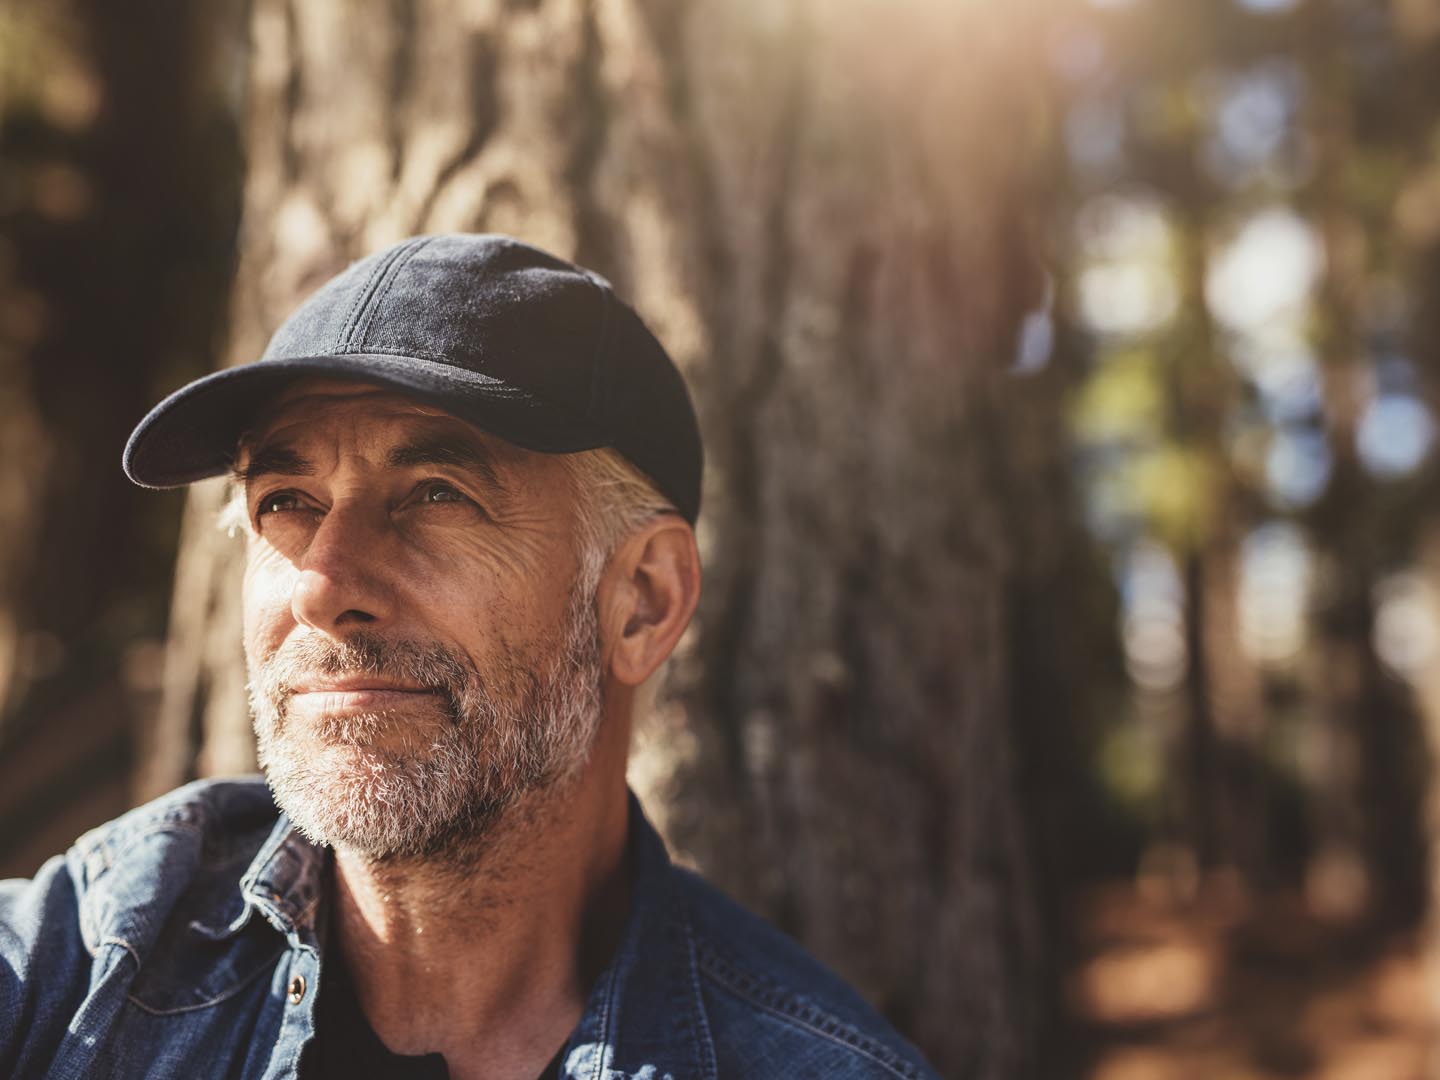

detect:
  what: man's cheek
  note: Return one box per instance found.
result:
[242,557,300,655]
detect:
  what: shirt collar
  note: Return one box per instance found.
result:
[558,792,717,1080]
[194,810,327,949]
[226,791,716,1079]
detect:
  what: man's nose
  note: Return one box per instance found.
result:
[290,503,395,632]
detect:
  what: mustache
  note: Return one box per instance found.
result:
[258,632,477,721]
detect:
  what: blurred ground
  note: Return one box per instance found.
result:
[1074,878,1435,1080]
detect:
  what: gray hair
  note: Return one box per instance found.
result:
[559,448,681,596]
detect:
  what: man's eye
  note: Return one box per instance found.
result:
[256,492,305,516]
[418,482,466,505]
[405,482,485,521]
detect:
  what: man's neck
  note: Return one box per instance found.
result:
[327,770,632,1080]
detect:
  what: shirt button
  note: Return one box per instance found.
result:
[287,975,306,1005]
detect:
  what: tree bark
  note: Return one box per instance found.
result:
[156,0,1056,1072]
[0,0,242,873]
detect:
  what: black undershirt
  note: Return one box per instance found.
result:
[298,940,565,1080]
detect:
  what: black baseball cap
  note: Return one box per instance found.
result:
[123,233,703,524]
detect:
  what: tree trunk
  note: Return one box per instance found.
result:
[0,0,242,874]
[1167,198,1269,886]
[156,0,1056,1072]
[1302,2,1428,931]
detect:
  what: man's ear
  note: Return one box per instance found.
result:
[601,517,701,687]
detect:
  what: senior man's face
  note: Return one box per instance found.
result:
[238,378,602,860]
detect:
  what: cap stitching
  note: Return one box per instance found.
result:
[353,235,436,348]
[327,345,517,381]
[333,236,427,352]
[333,251,396,351]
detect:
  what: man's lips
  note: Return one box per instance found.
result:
[286,679,441,712]
[291,678,431,694]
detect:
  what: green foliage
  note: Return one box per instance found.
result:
[1073,347,1166,444]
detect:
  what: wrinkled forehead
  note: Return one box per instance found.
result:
[236,376,537,470]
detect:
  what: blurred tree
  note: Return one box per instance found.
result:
[1058,0,1435,930]
[1066,1,1279,886]
[1386,0,1440,1044]
[1298,0,1428,932]
[144,0,1070,1073]
[0,0,242,875]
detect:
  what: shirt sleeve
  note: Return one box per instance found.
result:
[0,852,95,1077]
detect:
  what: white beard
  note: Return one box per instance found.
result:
[247,585,602,861]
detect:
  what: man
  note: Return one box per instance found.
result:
[0,235,939,1079]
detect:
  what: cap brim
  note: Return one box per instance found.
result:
[123,353,607,488]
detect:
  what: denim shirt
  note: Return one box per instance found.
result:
[0,779,940,1080]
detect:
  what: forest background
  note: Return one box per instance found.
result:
[5,0,1440,1076]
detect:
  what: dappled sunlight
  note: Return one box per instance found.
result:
[1076,938,1220,1024]
[1265,427,1331,509]
[1056,5,1440,1072]
[1205,209,1323,336]
[1237,0,1303,14]
[1373,573,1440,682]
[1121,541,1188,693]
[1076,194,1180,336]
[1238,523,1313,669]
[1201,60,1307,190]
[1076,881,1436,1080]
[1357,393,1435,477]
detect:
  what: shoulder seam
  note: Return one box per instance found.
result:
[695,940,924,1080]
[72,778,276,884]
[73,822,205,950]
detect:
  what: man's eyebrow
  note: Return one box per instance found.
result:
[232,445,316,485]
[386,436,509,493]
